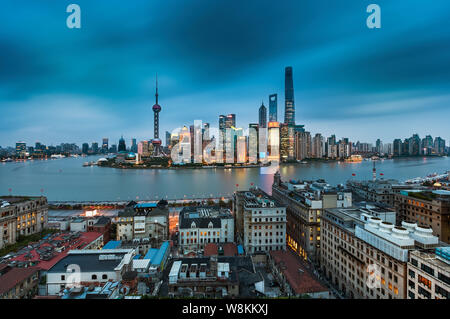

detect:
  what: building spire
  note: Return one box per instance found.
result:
[155,73,159,105]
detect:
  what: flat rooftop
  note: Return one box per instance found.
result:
[6,231,103,270]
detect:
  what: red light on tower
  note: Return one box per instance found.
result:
[352,173,356,176]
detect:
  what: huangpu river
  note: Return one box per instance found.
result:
[1,156,449,201]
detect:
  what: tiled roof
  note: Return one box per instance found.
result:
[0,266,39,295]
[270,250,328,295]
[223,243,237,256]
[204,243,218,256]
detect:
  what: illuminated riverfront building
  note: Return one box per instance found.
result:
[15,142,27,158]
[267,121,280,162]
[294,131,311,161]
[236,136,247,163]
[280,123,295,161]
[248,123,258,164]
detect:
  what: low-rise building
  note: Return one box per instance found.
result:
[178,206,234,253]
[0,196,48,250]
[0,265,39,299]
[167,256,260,298]
[233,188,286,254]
[407,247,450,299]
[46,248,135,295]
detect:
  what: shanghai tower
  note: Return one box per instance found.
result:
[284,66,295,125]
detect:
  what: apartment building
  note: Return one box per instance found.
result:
[0,196,48,250]
[178,206,234,252]
[394,190,450,243]
[407,247,450,299]
[321,206,439,299]
[115,202,169,243]
[271,172,351,262]
[233,188,286,254]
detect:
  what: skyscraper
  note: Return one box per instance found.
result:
[152,74,164,156]
[118,136,126,152]
[225,114,236,128]
[130,138,137,153]
[258,102,267,128]
[284,66,295,125]
[102,138,109,153]
[269,94,277,122]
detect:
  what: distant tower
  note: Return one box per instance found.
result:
[284,66,295,125]
[259,102,267,128]
[372,161,377,181]
[152,74,164,156]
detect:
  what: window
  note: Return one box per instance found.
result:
[420,264,435,277]
[102,274,107,280]
[411,258,418,267]
[92,274,97,280]
[61,275,65,281]
[438,272,450,285]
[418,287,431,299]
[418,275,432,289]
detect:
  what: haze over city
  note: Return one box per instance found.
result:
[1,0,450,146]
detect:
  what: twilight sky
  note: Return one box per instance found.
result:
[1,0,450,147]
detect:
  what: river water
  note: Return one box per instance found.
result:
[1,156,448,201]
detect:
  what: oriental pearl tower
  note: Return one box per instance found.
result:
[152,74,164,156]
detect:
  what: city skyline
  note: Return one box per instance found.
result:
[1,1,450,146]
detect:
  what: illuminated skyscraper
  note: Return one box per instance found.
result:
[284,66,295,125]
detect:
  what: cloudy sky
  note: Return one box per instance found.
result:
[1,0,449,147]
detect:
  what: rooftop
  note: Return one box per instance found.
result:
[270,250,328,295]
[6,231,103,270]
[0,266,39,295]
[179,206,232,229]
[47,249,133,273]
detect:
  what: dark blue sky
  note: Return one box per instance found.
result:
[1,0,450,147]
